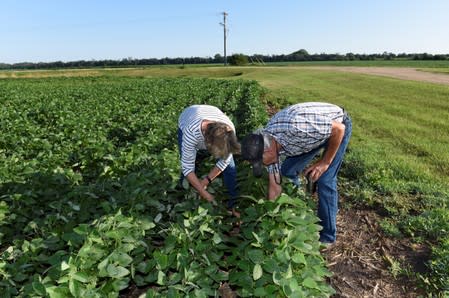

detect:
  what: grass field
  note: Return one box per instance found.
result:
[1,64,448,294]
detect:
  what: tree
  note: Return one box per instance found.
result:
[228,54,248,66]
[214,53,223,63]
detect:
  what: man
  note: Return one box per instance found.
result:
[241,102,352,244]
[178,105,241,216]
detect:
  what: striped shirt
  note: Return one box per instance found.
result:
[178,105,235,176]
[264,102,344,157]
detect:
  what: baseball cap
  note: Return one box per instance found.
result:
[241,133,264,177]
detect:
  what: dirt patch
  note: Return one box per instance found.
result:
[307,66,449,85]
[322,202,430,298]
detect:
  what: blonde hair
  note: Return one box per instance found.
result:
[204,122,241,159]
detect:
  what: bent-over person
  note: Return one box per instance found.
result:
[178,105,240,216]
[241,102,352,244]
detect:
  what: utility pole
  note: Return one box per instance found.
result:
[220,12,228,66]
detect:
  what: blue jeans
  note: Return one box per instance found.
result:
[177,128,238,209]
[280,116,352,243]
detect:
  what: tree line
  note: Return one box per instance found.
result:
[1,49,448,70]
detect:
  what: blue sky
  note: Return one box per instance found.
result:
[1,0,449,63]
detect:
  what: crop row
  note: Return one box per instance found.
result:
[0,77,333,297]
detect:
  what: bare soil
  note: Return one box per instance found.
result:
[322,200,430,298]
[307,66,449,85]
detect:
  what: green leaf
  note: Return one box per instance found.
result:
[46,286,70,298]
[111,251,133,266]
[263,258,279,273]
[136,260,154,274]
[67,201,80,211]
[73,224,90,235]
[69,279,82,297]
[253,264,263,280]
[98,258,109,277]
[272,271,282,285]
[32,281,47,296]
[106,264,130,278]
[212,233,222,244]
[140,219,156,230]
[154,251,169,270]
[285,264,293,279]
[288,278,300,293]
[72,271,90,283]
[302,277,318,289]
[105,229,125,239]
[229,271,253,289]
[254,287,267,297]
[274,248,291,264]
[60,260,70,271]
[168,272,182,285]
[154,213,162,223]
[252,232,262,243]
[182,178,190,189]
[112,277,130,291]
[291,253,307,265]
[247,249,264,264]
[157,270,166,285]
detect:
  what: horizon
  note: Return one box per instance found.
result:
[2,49,448,66]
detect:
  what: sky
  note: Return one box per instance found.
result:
[1,0,449,64]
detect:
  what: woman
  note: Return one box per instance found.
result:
[178,105,240,216]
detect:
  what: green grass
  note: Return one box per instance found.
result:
[424,68,449,74]
[241,67,449,185]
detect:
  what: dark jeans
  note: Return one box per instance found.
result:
[177,128,238,209]
[280,116,352,243]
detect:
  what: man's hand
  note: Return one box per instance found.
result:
[304,121,345,182]
[304,160,329,182]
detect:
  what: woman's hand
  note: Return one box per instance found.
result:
[200,177,209,189]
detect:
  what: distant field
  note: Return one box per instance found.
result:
[267,59,449,68]
[2,59,449,79]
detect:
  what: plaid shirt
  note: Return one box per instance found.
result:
[264,102,344,157]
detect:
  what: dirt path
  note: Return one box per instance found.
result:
[307,66,449,85]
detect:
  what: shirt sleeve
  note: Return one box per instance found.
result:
[215,153,233,171]
[180,128,198,176]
